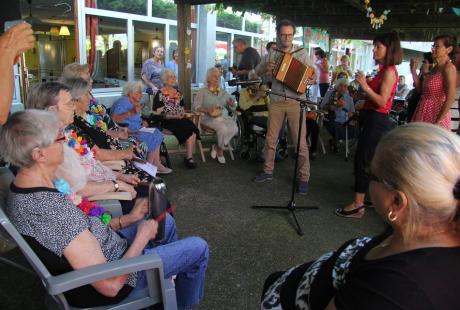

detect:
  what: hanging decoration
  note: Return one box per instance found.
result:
[364,0,390,29]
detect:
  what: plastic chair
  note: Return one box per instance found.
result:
[0,205,177,310]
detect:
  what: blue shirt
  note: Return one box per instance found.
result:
[110,96,143,131]
[165,60,178,77]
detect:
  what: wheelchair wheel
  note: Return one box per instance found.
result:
[230,116,244,152]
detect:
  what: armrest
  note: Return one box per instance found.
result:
[102,160,126,171]
[89,191,133,201]
[46,253,163,295]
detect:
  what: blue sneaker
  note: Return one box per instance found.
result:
[297,181,309,195]
[254,172,273,183]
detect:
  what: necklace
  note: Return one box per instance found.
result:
[65,129,96,159]
[54,178,112,225]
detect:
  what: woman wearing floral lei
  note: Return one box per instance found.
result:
[2,110,209,309]
[58,77,167,181]
[61,62,149,161]
[152,69,200,169]
[26,81,151,214]
[193,67,238,164]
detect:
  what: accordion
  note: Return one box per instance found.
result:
[274,52,315,94]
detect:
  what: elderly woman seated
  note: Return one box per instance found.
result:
[26,81,151,213]
[152,69,199,169]
[61,63,150,161]
[2,109,209,309]
[110,81,172,174]
[321,78,356,152]
[261,123,460,310]
[193,67,238,164]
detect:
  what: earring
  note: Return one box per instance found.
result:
[388,210,397,222]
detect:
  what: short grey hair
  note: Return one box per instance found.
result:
[26,82,70,110]
[160,68,176,84]
[371,123,460,243]
[122,81,143,96]
[205,67,220,84]
[58,77,89,100]
[62,63,89,79]
[0,110,60,168]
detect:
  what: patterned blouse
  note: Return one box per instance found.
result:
[153,88,185,117]
[7,185,137,287]
[88,97,148,159]
[68,115,152,182]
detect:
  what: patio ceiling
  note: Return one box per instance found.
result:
[177,0,460,41]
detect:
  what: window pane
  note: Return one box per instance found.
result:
[88,0,147,15]
[217,11,242,30]
[86,16,127,88]
[216,32,230,81]
[152,0,177,19]
[20,0,76,88]
[133,22,165,79]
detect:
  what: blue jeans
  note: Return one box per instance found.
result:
[119,215,209,309]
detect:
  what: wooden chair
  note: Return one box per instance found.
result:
[194,111,242,161]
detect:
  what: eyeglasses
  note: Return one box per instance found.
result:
[431,44,443,49]
[279,33,294,39]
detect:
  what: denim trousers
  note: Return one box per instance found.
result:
[119,214,209,309]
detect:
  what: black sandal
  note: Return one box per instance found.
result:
[184,157,197,169]
[335,205,365,218]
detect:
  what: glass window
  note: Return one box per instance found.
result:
[87,0,147,15]
[20,0,76,88]
[133,21,165,79]
[152,0,177,19]
[86,16,128,88]
[216,32,231,81]
[217,11,242,30]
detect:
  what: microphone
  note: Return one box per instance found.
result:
[228,79,262,86]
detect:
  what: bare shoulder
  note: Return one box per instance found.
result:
[443,62,457,74]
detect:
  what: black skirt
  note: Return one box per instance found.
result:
[161,118,200,144]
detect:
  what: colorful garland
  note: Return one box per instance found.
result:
[364,0,390,29]
[86,113,108,132]
[65,129,96,159]
[54,178,112,225]
[161,87,181,103]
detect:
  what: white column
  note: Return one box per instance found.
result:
[127,19,134,81]
[196,5,216,84]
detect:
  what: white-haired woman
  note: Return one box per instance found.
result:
[193,67,238,164]
[152,69,199,169]
[262,122,460,310]
[141,46,165,95]
[110,81,171,174]
[2,109,209,309]
[321,78,355,152]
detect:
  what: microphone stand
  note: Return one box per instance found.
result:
[252,90,318,236]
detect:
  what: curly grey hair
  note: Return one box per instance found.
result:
[122,81,143,96]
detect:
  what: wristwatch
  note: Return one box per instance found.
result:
[112,180,119,192]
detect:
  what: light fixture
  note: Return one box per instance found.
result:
[49,26,59,36]
[59,25,70,36]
